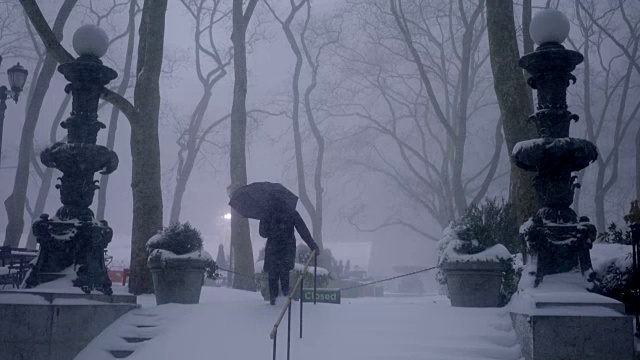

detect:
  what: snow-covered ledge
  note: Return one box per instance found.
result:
[508,270,632,360]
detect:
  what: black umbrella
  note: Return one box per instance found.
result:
[228,182,298,220]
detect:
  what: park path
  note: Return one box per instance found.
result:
[75,286,523,360]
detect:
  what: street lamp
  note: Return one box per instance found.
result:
[0,56,28,170]
[513,9,598,286]
[24,25,119,295]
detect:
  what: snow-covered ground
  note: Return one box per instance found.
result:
[76,286,523,360]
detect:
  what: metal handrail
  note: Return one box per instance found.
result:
[270,249,317,340]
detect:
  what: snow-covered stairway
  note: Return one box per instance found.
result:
[420,306,524,360]
[73,287,523,360]
[296,296,524,360]
[74,304,191,360]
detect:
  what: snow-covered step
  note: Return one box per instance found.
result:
[75,287,523,360]
[74,304,191,360]
[298,297,523,360]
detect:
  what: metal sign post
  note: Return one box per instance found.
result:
[272,329,277,360]
[287,302,292,360]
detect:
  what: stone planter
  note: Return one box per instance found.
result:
[148,255,206,305]
[440,261,505,308]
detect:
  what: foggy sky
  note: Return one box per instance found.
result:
[0,0,637,284]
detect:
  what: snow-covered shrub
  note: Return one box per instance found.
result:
[597,222,632,245]
[147,222,203,255]
[499,256,523,306]
[297,244,338,276]
[437,198,521,304]
[147,222,218,279]
[453,198,520,255]
[437,198,517,263]
[591,243,633,310]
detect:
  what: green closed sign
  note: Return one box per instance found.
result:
[302,288,341,304]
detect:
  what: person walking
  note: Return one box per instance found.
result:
[259,210,319,305]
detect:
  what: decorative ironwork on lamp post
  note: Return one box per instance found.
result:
[0,56,28,170]
[24,25,119,295]
[513,10,599,286]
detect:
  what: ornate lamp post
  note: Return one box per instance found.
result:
[24,25,119,295]
[513,10,598,286]
[0,56,28,170]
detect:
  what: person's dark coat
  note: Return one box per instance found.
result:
[259,211,319,273]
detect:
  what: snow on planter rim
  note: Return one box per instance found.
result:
[146,233,164,248]
[439,242,511,264]
[437,225,512,264]
[149,248,213,261]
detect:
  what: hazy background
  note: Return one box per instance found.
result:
[0,0,637,293]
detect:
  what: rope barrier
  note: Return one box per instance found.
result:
[339,265,438,292]
[216,264,439,291]
[217,267,261,281]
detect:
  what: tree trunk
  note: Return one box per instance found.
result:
[637,126,640,201]
[594,189,605,230]
[229,0,256,291]
[97,0,136,221]
[485,0,539,224]
[451,5,484,215]
[169,89,213,224]
[127,0,167,295]
[270,0,326,250]
[169,175,187,225]
[3,0,77,248]
[276,2,324,248]
[522,0,534,105]
[26,93,71,249]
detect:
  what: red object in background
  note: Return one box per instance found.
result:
[108,268,130,286]
[122,268,130,286]
[108,270,123,283]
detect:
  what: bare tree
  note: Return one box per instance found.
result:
[574,0,640,229]
[0,1,31,63]
[4,0,78,248]
[229,0,259,291]
[264,0,340,249]
[170,0,233,224]
[20,0,170,294]
[485,0,539,227]
[297,5,341,249]
[333,0,502,240]
[0,12,46,244]
[96,0,139,221]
